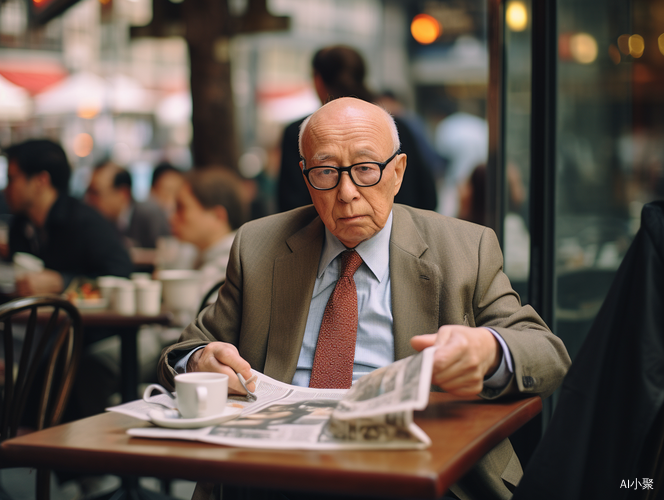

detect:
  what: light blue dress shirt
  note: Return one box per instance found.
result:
[292,213,396,386]
[292,211,513,388]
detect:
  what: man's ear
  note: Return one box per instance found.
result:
[119,186,132,202]
[392,153,407,196]
[33,171,52,188]
[212,205,229,224]
[313,73,329,104]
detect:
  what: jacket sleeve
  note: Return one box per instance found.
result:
[472,227,571,400]
[158,227,245,390]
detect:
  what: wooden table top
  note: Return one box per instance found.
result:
[2,393,541,499]
[77,310,172,328]
[12,307,172,328]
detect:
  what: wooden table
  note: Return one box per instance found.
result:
[2,393,542,499]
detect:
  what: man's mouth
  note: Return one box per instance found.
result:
[339,214,364,222]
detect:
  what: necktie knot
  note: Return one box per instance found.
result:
[340,250,363,278]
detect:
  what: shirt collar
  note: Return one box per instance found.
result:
[317,211,393,282]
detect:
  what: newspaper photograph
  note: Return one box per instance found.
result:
[113,346,436,450]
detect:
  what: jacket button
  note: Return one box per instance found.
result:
[522,376,535,388]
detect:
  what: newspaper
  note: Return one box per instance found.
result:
[110,346,435,450]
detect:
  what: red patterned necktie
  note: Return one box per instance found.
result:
[309,250,364,389]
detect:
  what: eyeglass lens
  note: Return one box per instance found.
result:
[308,164,381,189]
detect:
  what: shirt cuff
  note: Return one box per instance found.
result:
[173,346,206,374]
[483,328,514,389]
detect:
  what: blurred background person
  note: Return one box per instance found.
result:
[170,166,248,299]
[277,45,437,213]
[150,161,184,218]
[434,108,488,217]
[3,139,132,296]
[85,161,171,251]
[375,90,447,181]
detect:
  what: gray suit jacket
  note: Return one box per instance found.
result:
[159,204,570,500]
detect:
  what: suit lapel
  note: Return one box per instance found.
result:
[263,216,324,382]
[390,206,442,360]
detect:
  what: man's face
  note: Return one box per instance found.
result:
[151,171,183,215]
[5,161,39,215]
[85,168,126,221]
[169,183,219,249]
[300,99,405,248]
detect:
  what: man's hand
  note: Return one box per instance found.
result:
[187,341,256,395]
[15,270,64,297]
[411,325,502,396]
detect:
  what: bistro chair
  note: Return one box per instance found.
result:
[0,295,83,500]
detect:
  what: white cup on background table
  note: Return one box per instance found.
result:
[113,279,136,315]
[135,280,162,316]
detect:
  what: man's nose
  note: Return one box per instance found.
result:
[337,172,360,202]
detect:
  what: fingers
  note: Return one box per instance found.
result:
[188,342,256,395]
[428,325,501,397]
[410,333,437,351]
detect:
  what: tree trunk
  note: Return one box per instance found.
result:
[183,0,238,169]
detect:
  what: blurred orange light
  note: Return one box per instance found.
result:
[73,133,94,158]
[659,34,664,56]
[506,2,528,32]
[411,14,441,45]
[608,44,621,64]
[570,33,598,64]
[629,34,645,58]
[617,35,630,55]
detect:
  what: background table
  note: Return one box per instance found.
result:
[78,310,172,402]
[14,308,172,403]
[2,393,542,499]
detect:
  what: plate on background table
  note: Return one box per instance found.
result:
[148,406,243,429]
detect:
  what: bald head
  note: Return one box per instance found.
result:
[298,98,400,160]
[296,97,407,248]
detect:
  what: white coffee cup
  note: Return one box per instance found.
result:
[135,280,162,316]
[97,276,123,309]
[114,279,136,315]
[130,272,152,282]
[144,372,228,419]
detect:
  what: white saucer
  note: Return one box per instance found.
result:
[148,406,243,429]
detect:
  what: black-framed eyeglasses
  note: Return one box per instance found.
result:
[301,150,401,191]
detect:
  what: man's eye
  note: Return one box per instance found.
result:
[319,168,336,176]
[356,165,373,172]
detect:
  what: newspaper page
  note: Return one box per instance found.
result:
[118,346,436,450]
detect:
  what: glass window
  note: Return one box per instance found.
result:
[553,0,663,359]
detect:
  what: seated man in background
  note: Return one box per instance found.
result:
[170,167,247,300]
[150,161,184,218]
[86,161,170,250]
[159,98,571,500]
[4,139,132,295]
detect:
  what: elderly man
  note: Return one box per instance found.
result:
[159,98,570,500]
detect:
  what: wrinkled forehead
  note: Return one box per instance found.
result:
[301,103,394,159]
